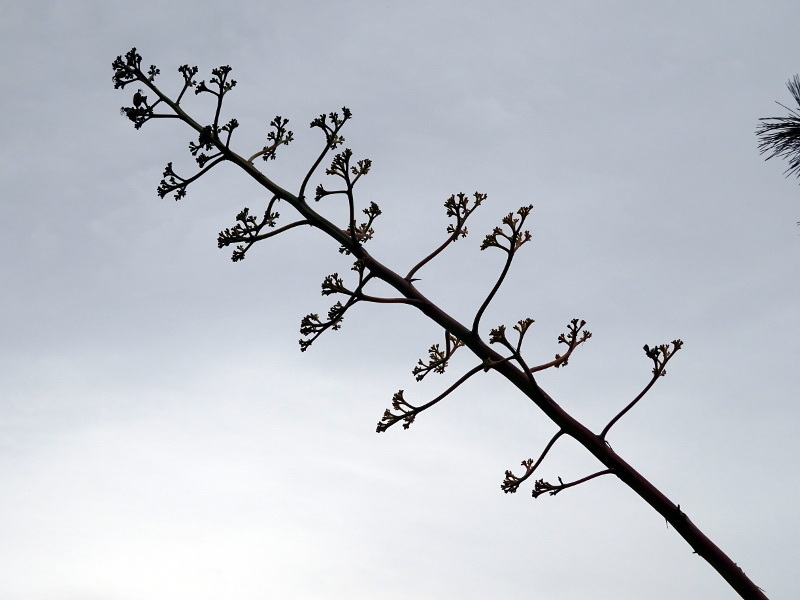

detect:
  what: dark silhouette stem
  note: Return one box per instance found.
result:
[217,137,770,600]
[472,249,514,335]
[600,373,660,440]
[117,56,769,600]
[406,231,461,281]
[554,469,613,493]
[350,245,769,600]
[414,362,487,415]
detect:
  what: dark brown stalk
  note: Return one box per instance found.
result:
[113,50,768,599]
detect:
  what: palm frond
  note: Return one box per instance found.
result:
[757,74,800,179]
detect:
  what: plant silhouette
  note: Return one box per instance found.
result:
[113,48,769,600]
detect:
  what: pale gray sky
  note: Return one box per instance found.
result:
[1,2,798,599]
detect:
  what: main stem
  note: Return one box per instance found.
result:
[143,91,767,598]
[233,153,766,600]
[364,253,767,600]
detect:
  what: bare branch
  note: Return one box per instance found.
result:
[298,296,357,352]
[217,200,315,262]
[194,64,237,131]
[472,205,533,335]
[405,192,486,281]
[532,469,614,498]
[113,49,770,600]
[299,108,352,200]
[528,318,592,372]
[501,430,564,494]
[600,340,683,439]
[412,333,465,381]
[376,362,486,432]
[246,115,294,162]
[157,157,226,201]
[175,64,198,104]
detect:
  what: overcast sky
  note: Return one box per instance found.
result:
[1,2,798,599]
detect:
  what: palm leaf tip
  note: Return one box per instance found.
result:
[757,74,800,179]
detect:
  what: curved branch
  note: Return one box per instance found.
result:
[242,220,313,242]
[299,143,335,200]
[405,232,460,282]
[501,430,564,494]
[406,192,485,281]
[356,294,423,305]
[472,206,533,335]
[529,319,592,373]
[600,340,683,440]
[222,220,314,262]
[532,469,614,498]
[299,294,358,352]
[411,333,465,381]
[377,362,489,432]
[299,109,351,200]
[472,249,514,335]
[600,374,661,441]
[157,157,226,200]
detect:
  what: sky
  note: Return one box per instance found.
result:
[1,2,798,599]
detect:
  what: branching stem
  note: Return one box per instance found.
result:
[533,469,614,498]
[472,250,514,335]
[232,219,312,244]
[406,230,461,281]
[600,374,660,440]
[501,430,565,494]
[601,340,682,440]
[113,49,769,600]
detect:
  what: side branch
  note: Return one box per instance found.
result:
[299,109,351,199]
[405,235,458,282]
[246,115,294,162]
[412,333,465,381]
[501,430,564,494]
[600,340,683,440]
[157,157,226,200]
[405,192,486,281]
[532,469,613,498]
[220,219,312,262]
[357,294,423,305]
[490,318,592,382]
[472,245,514,335]
[472,205,533,334]
[238,219,312,242]
[376,362,490,432]
[299,296,357,352]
